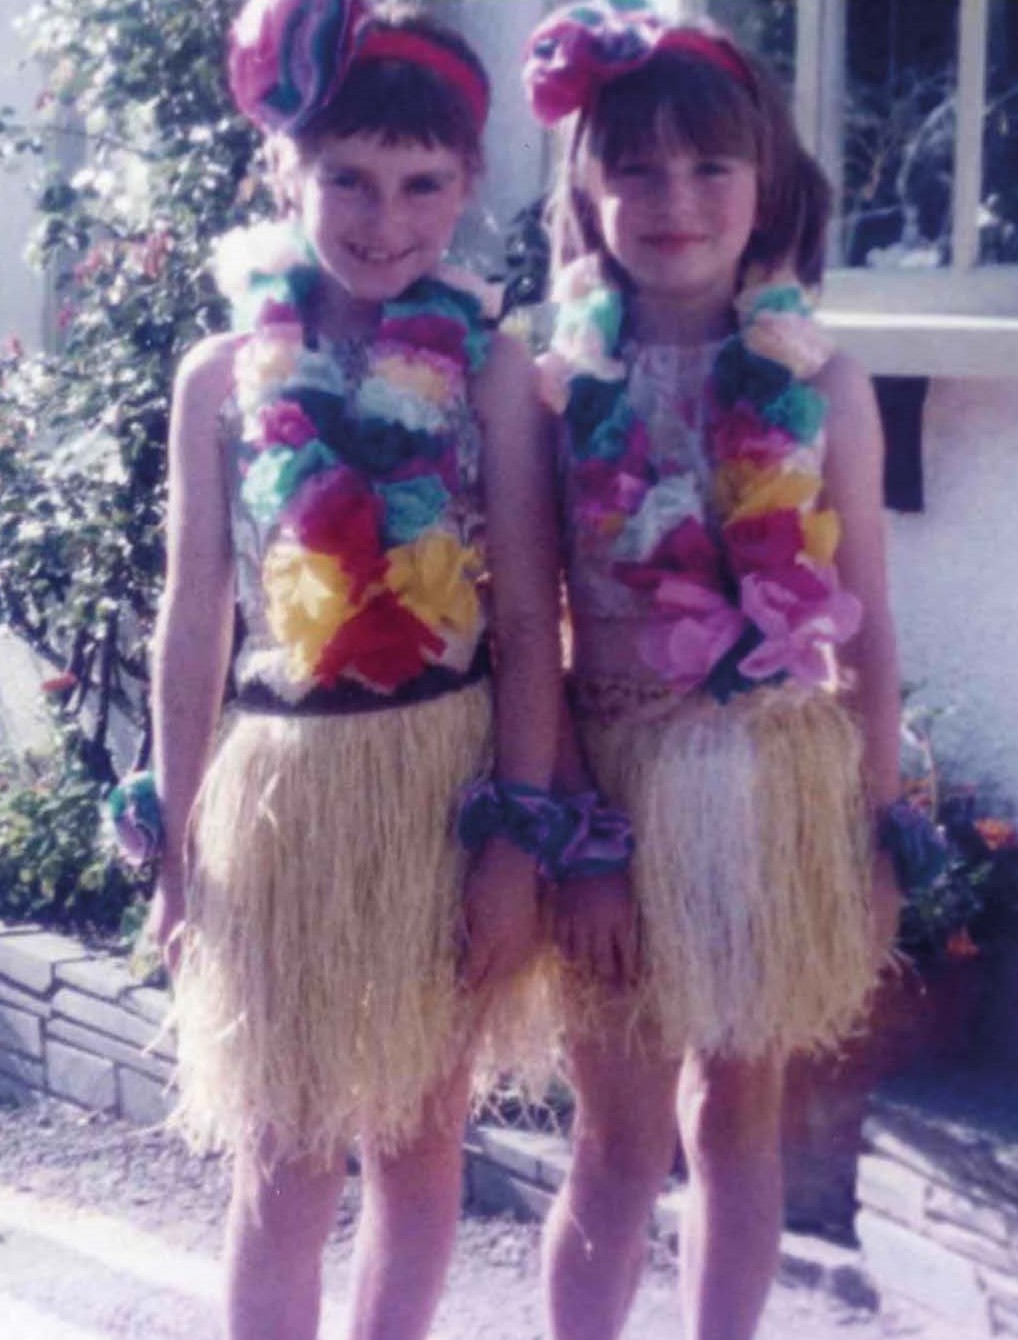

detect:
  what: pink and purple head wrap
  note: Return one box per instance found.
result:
[522,0,753,128]
[229,0,489,137]
[229,0,365,134]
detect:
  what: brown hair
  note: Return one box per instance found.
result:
[549,23,831,288]
[294,3,489,174]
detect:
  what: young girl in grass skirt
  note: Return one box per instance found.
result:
[112,3,571,1335]
[521,5,907,1338]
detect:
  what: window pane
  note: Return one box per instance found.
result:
[982,0,1018,263]
[708,0,795,90]
[842,0,958,271]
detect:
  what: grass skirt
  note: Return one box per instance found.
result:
[574,683,875,1060]
[170,682,540,1163]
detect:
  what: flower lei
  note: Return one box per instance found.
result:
[216,220,490,700]
[547,256,862,700]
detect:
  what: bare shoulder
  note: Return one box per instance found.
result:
[470,328,537,423]
[811,347,875,408]
[173,331,245,417]
[166,333,247,486]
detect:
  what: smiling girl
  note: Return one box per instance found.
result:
[523,5,904,1339]
[134,3,560,1336]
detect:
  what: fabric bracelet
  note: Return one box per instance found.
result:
[456,779,574,878]
[456,779,633,880]
[106,770,164,867]
[876,798,948,894]
[553,790,634,881]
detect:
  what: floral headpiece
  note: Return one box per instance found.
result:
[229,0,365,134]
[229,0,489,136]
[523,0,753,127]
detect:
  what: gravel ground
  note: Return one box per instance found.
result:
[0,1095,961,1339]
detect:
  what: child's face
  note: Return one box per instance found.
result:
[297,132,470,303]
[588,139,758,309]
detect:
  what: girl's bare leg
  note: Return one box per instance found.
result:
[543,1007,680,1340]
[346,1061,473,1340]
[225,1144,347,1340]
[677,1049,785,1340]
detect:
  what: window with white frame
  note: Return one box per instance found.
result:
[684,0,1018,318]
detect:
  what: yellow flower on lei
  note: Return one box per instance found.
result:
[234,331,301,417]
[371,351,457,406]
[802,508,841,565]
[263,543,359,680]
[717,461,821,523]
[384,532,481,635]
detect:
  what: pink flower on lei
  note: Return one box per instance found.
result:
[283,465,384,601]
[257,398,319,450]
[724,509,804,576]
[376,315,470,371]
[639,597,745,694]
[711,401,797,465]
[738,566,863,684]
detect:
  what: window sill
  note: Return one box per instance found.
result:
[817,311,1018,379]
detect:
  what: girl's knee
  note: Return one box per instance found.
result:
[677,1054,784,1171]
[680,1055,782,1163]
[230,1152,346,1258]
[571,1097,677,1195]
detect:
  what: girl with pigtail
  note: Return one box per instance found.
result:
[521,5,910,1338]
[106,2,622,1336]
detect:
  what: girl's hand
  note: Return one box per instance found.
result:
[869,848,903,974]
[459,838,541,992]
[555,871,639,990]
[144,865,187,978]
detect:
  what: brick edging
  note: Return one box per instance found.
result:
[0,923,172,1124]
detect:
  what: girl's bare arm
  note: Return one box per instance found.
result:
[460,330,562,986]
[148,336,238,949]
[817,350,903,957]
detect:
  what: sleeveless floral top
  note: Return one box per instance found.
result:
[216,221,492,713]
[543,256,863,704]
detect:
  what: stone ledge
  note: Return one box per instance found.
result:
[0,925,175,1124]
[0,930,90,994]
[856,1066,1018,1337]
[464,1123,878,1315]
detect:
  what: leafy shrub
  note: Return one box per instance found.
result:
[0,0,267,926]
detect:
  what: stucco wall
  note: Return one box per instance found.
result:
[887,379,1018,808]
[0,0,46,349]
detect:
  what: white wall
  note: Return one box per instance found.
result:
[888,379,1018,809]
[0,0,46,349]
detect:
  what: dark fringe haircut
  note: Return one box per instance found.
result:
[549,27,831,289]
[295,3,489,173]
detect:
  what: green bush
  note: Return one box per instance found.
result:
[0,728,149,936]
[0,0,268,928]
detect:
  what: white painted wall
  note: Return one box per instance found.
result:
[0,0,46,350]
[887,379,1018,809]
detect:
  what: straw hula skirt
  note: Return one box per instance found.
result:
[572,680,876,1060]
[170,680,532,1163]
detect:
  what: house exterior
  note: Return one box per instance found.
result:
[1,0,1016,805]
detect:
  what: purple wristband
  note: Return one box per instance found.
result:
[554,791,634,881]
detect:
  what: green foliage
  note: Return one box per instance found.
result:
[0,729,149,934]
[0,0,271,926]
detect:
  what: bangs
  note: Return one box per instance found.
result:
[589,54,759,168]
[300,61,483,164]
